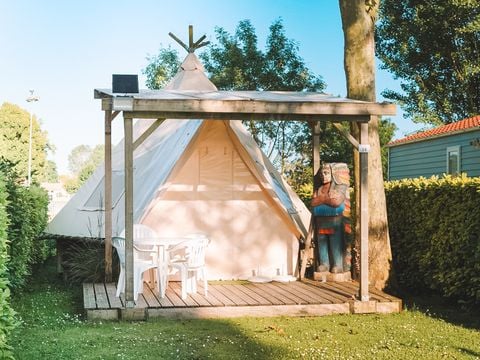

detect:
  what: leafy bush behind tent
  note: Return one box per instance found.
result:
[385,175,480,304]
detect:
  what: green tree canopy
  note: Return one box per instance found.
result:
[0,102,53,184]
[144,19,396,193]
[143,45,182,90]
[68,144,104,176]
[376,0,480,125]
[65,144,104,193]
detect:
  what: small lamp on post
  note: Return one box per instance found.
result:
[26,90,39,186]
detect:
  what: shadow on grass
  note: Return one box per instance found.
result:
[388,286,480,331]
[10,257,288,359]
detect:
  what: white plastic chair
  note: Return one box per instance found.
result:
[167,235,210,300]
[112,236,158,301]
[120,224,158,291]
[120,224,157,240]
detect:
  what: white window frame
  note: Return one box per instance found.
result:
[81,171,125,211]
[446,145,461,175]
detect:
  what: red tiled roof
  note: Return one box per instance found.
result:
[388,115,480,146]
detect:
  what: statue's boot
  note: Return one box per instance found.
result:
[317,234,330,272]
[329,229,344,273]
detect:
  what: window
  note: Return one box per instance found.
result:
[446,146,460,175]
[83,171,125,210]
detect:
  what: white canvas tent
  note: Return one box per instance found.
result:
[47,53,311,279]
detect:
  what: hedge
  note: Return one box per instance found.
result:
[0,174,16,359]
[0,161,51,290]
[385,174,480,304]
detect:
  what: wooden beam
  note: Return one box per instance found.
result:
[299,220,314,279]
[168,32,189,53]
[56,239,63,274]
[332,122,359,149]
[94,89,396,117]
[188,25,193,52]
[193,34,207,48]
[125,99,395,117]
[119,111,372,123]
[359,122,369,302]
[124,116,135,308]
[312,121,321,175]
[104,111,113,283]
[195,41,210,50]
[133,119,164,151]
[299,120,322,279]
[112,111,120,121]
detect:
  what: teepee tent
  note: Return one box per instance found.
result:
[47,53,311,279]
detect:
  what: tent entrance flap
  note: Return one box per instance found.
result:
[140,120,301,279]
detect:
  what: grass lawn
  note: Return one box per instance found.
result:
[10,259,480,360]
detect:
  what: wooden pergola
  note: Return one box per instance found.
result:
[94,88,396,308]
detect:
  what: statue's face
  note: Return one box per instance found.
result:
[322,167,331,184]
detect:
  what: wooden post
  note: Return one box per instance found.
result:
[359,122,369,301]
[299,121,321,279]
[313,121,321,175]
[56,239,63,274]
[124,116,135,308]
[188,25,194,51]
[104,111,113,283]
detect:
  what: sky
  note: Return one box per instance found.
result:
[0,1,421,175]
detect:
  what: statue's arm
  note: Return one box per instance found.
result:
[311,185,346,208]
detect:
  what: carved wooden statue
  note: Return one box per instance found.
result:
[311,163,351,273]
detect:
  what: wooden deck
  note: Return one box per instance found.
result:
[83,279,402,321]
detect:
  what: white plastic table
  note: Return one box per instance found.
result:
[135,237,191,297]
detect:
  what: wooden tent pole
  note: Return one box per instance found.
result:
[332,122,359,149]
[133,119,164,151]
[104,111,113,282]
[359,121,369,301]
[124,116,135,308]
[299,121,321,278]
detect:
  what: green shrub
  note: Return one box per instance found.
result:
[0,160,50,290]
[61,240,115,284]
[385,174,480,304]
[0,174,16,359]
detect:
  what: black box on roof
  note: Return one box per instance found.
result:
[112,74,139,94]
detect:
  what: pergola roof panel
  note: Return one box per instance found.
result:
[94,89,396,121]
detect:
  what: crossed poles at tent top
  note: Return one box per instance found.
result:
[169,25,210,54]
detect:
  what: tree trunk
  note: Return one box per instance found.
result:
[339,0,394,290]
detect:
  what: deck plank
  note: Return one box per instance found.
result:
[94,283,110,309]
[180,284,213,307]
[156,292,175,307]
[302,279,352,302]
[285,281,334,304]
[219,285,258,306]
[211,285,248,306]
[243,284,285,305]
[206,285,236,306]
[84,280,402,320]
[251,283,298,305]
[368,287,402,303]
[142,284,161,308]
[135,293,149,308]
[297,281,347,303]
[83,283,97,309]
[272,282,321,304]
[105,283,123,308]
[262,283,307,304]
[315,282,356,300]
[197,283,226,306]
[164,284,188,307]
[120,293,148,308]
[170,282,199,307]
[332,282,386,302]
[233,285,273,305]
